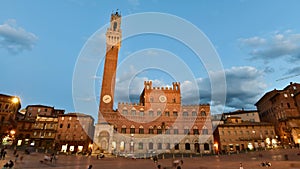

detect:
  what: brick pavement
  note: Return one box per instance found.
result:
[1,148,300,169]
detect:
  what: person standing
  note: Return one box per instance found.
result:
[2,150,7,160]
[0,148,4,160]
[15,154,19,162]
[239,162,244,169]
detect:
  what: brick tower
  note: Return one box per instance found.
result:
[99,11,122,120]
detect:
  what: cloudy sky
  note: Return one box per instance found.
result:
[1,0,300,119]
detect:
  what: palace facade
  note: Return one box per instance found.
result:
[93,12,214,156]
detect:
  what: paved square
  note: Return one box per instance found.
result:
[1,148,300,169]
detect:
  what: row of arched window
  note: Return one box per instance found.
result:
[117,142,210,151]
[121,109,207,117]
[114,126,209,135]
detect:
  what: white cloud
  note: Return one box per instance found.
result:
[114,65,267,113]
[0,19,38,54]
[239,36,266,47]
[239,30,300,63]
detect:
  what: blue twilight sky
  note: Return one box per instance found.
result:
[1,0,300,119]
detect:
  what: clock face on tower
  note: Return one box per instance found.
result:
[102,95,112,104]
[159,95,167,103]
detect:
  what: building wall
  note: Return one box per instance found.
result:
[95,101,214,155]
[255,82,300,144]
[25,105,55,120]
[214,123,276,153]
[223,110,260,122]
[0,94,21,144]
[56,113,94,153]
[15,119,34,147]
[31,116,58,151]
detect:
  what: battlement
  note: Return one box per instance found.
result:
[144,81,180,91]
[111,11,121,19]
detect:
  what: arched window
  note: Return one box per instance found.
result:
[138,142,143,149]
[201,111,206,116]
[183,111,189,117]
[149,126,154,134]
[157,143,162,150]
[149,110,154,116]
[166,143,170,149]
[130,125,135,134]
[113,22,117,31]
[193,126,199,135]
[120,141,125,151]
[204,143,210,151]
[121,125,126,134]
[174,143,179,150]
[157,126,162,134]
[185,143,190,150]
[139,126,144,134]
[157,110,162,116]
[149,142,153,149]
[122,109,128,115]
[202,126,208,135]
[131,109,136,116]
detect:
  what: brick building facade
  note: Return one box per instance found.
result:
[55,113,94,154]
[255,82,300,145]
[93,12,214,156]
[0,94,21,145]
[214,116,276,153]
[15,105,64,151]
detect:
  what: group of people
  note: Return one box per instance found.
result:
[2,160,14,169]
[1,148,14,169]
[42,153,57,163]
[154,156,184,169]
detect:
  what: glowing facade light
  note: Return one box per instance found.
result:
[11,97,19,103]
[10,130,16,135]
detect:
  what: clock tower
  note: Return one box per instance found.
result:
[99,11,122,119]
